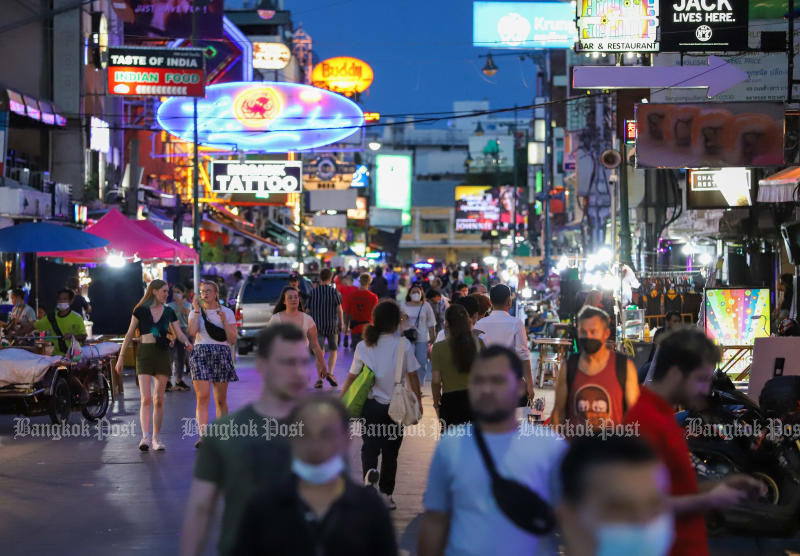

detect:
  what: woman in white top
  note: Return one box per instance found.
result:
[187,281,238,448]
[401,284,436,384]
[339,300,422,509]
[268,286,328,387]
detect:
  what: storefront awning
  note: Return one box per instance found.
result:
[758,166,800,203]
[1,88,66,126]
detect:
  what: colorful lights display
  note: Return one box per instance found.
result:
[577,0,660,52]
[311,57,374,95]
[156,82,364,152]
[704,288,770,346]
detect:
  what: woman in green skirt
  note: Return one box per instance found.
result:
[116,279,192,451]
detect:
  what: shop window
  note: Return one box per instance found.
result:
[422,219,448,234]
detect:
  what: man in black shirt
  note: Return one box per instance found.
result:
[370,266,390,299]
[67,276,90,318]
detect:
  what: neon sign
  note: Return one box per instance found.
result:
[311,57,374,95]
[156,81,364,152]
[577,0,660,52]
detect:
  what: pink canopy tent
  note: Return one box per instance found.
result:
[40,208,197,263]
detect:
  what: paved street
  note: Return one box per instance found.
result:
[0,347,799,555]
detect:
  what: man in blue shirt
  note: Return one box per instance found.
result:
[419,345,566,556]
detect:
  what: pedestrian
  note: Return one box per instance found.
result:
[641,310,683,383]
[426,288,448,335]
[370,266,390,299]
[401,284,436,384]
[166,284,192,392]
[557,435,674,556]
[385,265,399,300]
[116,279,192,451]
[187,280,238,447]
[338,274,358,348]
[550,306,639,434]
[233,395,398,556]
[269,286,328,387]
[418,346,566,556]
[343,273,378,349]
[180,324,308,556]
[67,276,90,319]
[338,300,422,510]
[288,271,311,305]
[396,276,409,303]
[476,284,534,399]
[624,328,765,556]
[470,291,492,321]
[451,282,468,302]
[434,294,481,344]
[306,268,342,387]
[229,270,244,304]
[431,304,485,429]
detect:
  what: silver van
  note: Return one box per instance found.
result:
[235,273,289,354]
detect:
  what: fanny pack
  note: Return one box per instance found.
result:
[201,308,228,342]
[473,423,555,535]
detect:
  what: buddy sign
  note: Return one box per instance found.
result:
[311,57,374,95]
[108,46,205,97]
[660,0,748,51]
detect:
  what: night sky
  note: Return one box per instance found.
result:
[291,0,543,124]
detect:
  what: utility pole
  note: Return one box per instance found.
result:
[543,50,553,277]
[191,2,201,296]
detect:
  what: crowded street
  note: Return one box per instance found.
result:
[4,0,800,555]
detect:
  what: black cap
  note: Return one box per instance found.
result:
[288,272,300,281]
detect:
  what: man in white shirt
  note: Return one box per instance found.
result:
[477,284,534,399]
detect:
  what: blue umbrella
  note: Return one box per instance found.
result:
[0,222,109,252]
[0,222,109,311]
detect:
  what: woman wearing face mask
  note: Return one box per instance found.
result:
[269,286,328,387]
[233,395,397,556]
[401,285,436,385]
[117,279,193,451]
[188,280,238,448]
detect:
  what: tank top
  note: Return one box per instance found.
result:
[566,353,625,430]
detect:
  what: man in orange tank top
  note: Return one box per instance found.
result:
[551,306,640,436]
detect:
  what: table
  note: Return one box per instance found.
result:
[533,338,573,387]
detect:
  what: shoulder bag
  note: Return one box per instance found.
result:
[402,304,422,343]
[46,312,68,354]
[473,423,556,535]
[200,307,228,342]
[388,339,422,425]
[342,364,375,418]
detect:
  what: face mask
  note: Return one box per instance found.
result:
[56,303,70,312]
[410,292,422,302]
[594,513,674,556]
[174,293,182,300]
[578,338,603,354]
[291,455,345,485]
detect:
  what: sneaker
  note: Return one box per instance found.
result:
[380,492,397,510]
[314,379,323,389]
[138,437,151,451]
[364,468,380,487]
[164,383,174,393]
[175,380,191,391]
[152,439,166,451]
[325,374,338,387]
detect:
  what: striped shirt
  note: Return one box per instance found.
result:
[307,283,341,336]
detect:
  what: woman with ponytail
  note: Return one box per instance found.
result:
[338,300,422,510]
[430,304,484,429]
[116,279,193,451]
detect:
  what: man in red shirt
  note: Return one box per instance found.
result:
[624,328,764,556]
[337,274,359,348]
[343,273,378,349]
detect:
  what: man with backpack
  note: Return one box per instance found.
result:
[550,306,639,435]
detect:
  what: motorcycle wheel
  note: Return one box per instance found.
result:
[48,377,71,424]
[81,373,111,421]
[752,471,781,505]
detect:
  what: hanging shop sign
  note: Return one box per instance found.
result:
[351,165,369,188]
[635,102,784,168]
[118,0,224,40]
[156,81,364,152]
[209,161,303,196]
[108,46,205,97]
[687,167,752,208]
[473,1,576,49]
[624,120,637,144]
[576,0,659,52]
[303,158,357,190]
[253,42,291,70]
[660,0,748,51]
[311,57,374,95]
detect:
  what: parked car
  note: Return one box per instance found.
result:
[235,273,289,355]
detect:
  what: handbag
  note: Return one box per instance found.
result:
[388,338,422,426]
[473,423,555,535]
[342,364,375,418]
[402,304,422,343]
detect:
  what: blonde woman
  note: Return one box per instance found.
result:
[117,279,193,451]
[187,280,238,448]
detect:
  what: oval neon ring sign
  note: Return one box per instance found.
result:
[156,81,364,152]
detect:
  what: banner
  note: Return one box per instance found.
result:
[117,0,224,40]
[454,186,527,232]
[108,47,205,97]
[660,0,749,51]
[635,102,784,168]
[210,161,302,196]
[473,1,576,49]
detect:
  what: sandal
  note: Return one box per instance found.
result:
[314,379,324,389]
[326,374,338,387]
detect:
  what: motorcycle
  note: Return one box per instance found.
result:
[676,371,800,536]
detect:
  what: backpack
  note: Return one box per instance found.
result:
[566,352,630,412]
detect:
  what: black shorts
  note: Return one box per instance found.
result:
[319,331,339,352]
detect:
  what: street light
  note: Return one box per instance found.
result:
[482,53,498,77]
[368,140,381,151]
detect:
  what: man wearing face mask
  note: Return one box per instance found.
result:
[31,289,87,355]
[624,328,765,556]
[557,435,674,556]
[233,395,397,556]
[551,306,639,434]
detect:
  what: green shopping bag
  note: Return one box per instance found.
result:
[342,364,375,418]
